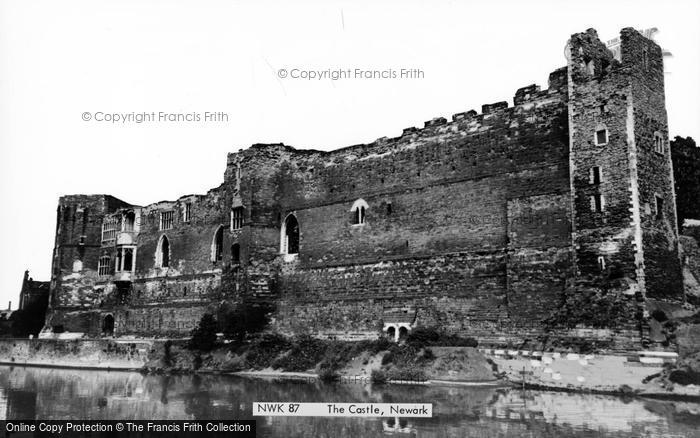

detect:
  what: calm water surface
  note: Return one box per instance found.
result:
[0,366,699,437]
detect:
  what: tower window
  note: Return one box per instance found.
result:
[231,207,244,231]
[589,166,602,185]
[159,211,173,230]
[595,129,608,146]
[655,196,664,219]
[350,199,369,226]
[591,194,605,213]
[183,203,192,222]
[653,132,665,154]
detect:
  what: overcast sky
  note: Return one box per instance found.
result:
[0,0,698,310]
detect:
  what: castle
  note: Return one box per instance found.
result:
[42,28,688,350]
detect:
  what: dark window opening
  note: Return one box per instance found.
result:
[592,194,604,212]
[102,314,114,336]
[159,236,170,268]
[123,248,133,271]
[354,206,366,225]
[655,196,664,219]
[386,203,392,216]
[590,166,601,184]
[231,243,240,264]
[284,215,299,255]
[596,129,608,145]
[213,226,223,263]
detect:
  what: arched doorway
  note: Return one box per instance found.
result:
[281,214,299,255]
[103,314,115,337]
[398,326,408,342]
[386,326,396,340]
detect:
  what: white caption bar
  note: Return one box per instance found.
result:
[253,402,432,417]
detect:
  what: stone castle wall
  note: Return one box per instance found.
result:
[42,28,685,351]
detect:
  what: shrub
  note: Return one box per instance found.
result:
[272,335,327,372]
[221,302,274,343]
[381,352,394,365]
[367,337,393,353]
[189,314,218,351]
[244,333,291,369]
[669,369,700,386]
[193,353,203,370]
[318,365,340,383]
[421,348,435,361]
[406,327,478,348]
[387,366,428,382]
[371,369,388,384]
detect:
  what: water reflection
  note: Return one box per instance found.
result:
[0,366,698,437]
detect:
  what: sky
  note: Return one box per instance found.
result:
[0,0,699,309]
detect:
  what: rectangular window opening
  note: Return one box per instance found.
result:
[595,129,608,145]
[655,196,664,219]
[160,211,174,230]
[98,256,111,276]
[231,207,244,231]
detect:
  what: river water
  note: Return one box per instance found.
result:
[0,366,698,437]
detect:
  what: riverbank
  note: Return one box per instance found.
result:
[1,335,699,401]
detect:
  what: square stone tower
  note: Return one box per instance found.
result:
[566,28,683,343]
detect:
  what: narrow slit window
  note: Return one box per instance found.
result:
[654,132,665,154]
[591,194,604,213]
[589,166,602,185]
[655,196,664,219]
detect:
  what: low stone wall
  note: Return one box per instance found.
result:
[0,338,152,370]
